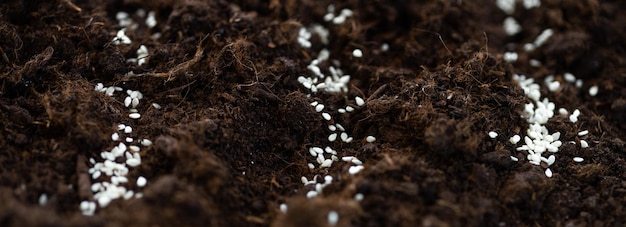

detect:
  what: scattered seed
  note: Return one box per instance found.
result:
[573,157,584,162]
[545,168,553,178]
[315,104,325,112]
[322,112,331,121]
[111,133,119,141]
[509,135,521,144]
[578,130,589,136]
[140,139,152,146]
[280,203,288,213]
[352,49,363,58]
[588,85,598,96]
[129,113,141,119]
[354,193,364,201]
[488,131,498,138]
[510,156,519,161]
[355,96,365,106]
[580,140,589,148]
[327,211,339,226]
[366,136,376,143]
[348,165,364,175]
[328,133,337,142]
[136,176,147,187]
[306,191,318,199]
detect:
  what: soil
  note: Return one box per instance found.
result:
[1,0,625,226]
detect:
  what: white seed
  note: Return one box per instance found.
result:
[98,195,112,207]
[580,140,589,148]
[545,168,553,178]
[503,51,518,62]
[354,193,364,201]
[280,203,288,213]
[310,101,318,106]
[576,79,583,88]
[92,171,101,179]
[558,108,568,115]
[355,96,365,106]
[348,165,364,175]
[126,158,140,167]
[315,104,325,112]
[509,135,521,144]
[328,125,336,131]
[510,156,519,162]
[546,155,556,166]
[324,175,333,184]
[578,130,589,136]
[366,136,376,143]
[327,211,339,226]
[301,176,308,184]
[352,49,363,58]
[111,132,119,141]
[340,132,348,142]
[80,201,90,211]
[124,96,132,107]
[338,108,346,113]
[105,86,115,96]
[137,176,147,187]
[38,193,47,206]
[312,147,324,154]
[345,106,354,112]
[503,17,522,36]
[588,85,598,96]
[573,157,584,162]
[129,145,140,152]
[152,103,161,109]
[140,139,152,146]
[322,112,332,121]
[131,97,139,108]
[496,0,515,14]
[341,156,353,162]
[123,190,134,200]
[335,124,345,131]
[547,81,560,92]
[564,73,576,83]
[320,159,333,168]
[488,131,498,138]
[309,148,318,157]
[351,158,363,165]
[327,133,337,142]
[306,190,318,199]
[124,126,132,134]
[308,163,315,169]
[129,113,141,119]
[125,137,133,143]
[534,28,553,47]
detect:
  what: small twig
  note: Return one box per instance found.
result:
[367,84,388,102]
[62,0,82,12]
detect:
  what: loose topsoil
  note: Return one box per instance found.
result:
[1,0,625,226]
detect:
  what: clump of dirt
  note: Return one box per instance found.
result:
[1,0,625,226]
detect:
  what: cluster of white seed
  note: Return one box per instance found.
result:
[78,9,161,216]
[284,5,376,225]
[495,0,596,178]
[85,84,152,215]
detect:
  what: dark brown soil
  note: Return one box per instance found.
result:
[1,0,625,226]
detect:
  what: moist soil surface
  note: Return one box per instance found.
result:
[1,0,626,226]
